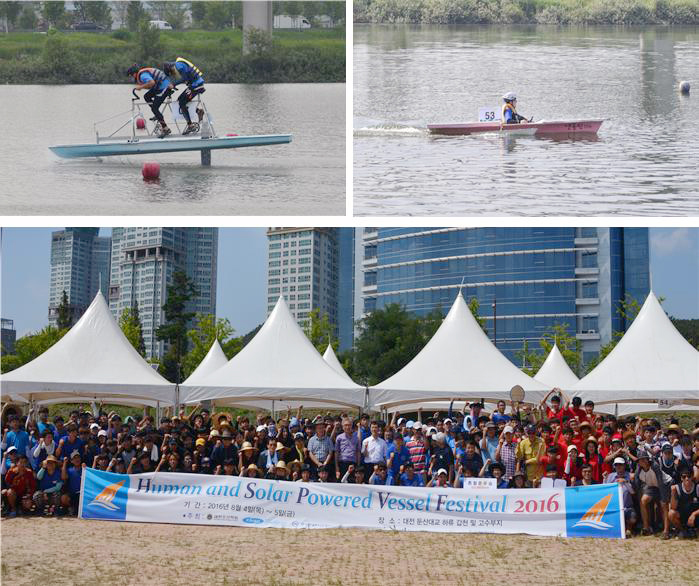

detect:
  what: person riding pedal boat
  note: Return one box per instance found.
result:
[127,64,174,138]
[502,92,529,125]
[164,57,206,136]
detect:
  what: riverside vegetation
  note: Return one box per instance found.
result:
[354,0,699,24]
[0,25,345,84]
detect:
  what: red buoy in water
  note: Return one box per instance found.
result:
[136,117,146,130]
[226,133,238,136]
[142,162,160,180]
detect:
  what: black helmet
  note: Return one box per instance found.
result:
[126,64,140,77]
[163,62,175,75]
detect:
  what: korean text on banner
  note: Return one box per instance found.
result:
[79,469,624,538]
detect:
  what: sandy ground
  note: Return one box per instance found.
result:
[1,517,697,586]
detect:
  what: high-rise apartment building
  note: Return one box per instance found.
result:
[108,228,218,359]
[1,318,16,356]
[266,228,340,330]
[48,228,111,327]
[361,227,650,367]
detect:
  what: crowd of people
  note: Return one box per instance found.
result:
[2,393,698,538]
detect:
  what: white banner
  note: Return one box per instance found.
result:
[79,468,624,538]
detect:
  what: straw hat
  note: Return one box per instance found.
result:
[44,455,59,465]
[275,442,287,453]
[240,441,254,452]
[213,412,234,431]
[275,460,288,471]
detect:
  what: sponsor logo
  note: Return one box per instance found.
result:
[572,494,612,530]
[566,485,622,538]
[81,469,129,521]
[88,480,125,511]
[243,517,264,525]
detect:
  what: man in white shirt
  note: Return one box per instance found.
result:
[362,421,388,472]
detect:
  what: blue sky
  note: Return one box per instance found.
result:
[1,227,697,338]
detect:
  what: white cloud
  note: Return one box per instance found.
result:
[651,228,694,256]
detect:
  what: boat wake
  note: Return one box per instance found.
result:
[354,122,428,137]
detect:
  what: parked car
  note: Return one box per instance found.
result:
[149,20,173,30]
[71,22,106,32]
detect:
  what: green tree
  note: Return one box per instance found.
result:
[303,308,336,353]
[190,1,206,27]
[670,318,699,349]
[515,323,582,376]
[42,1,65,28]
[1,326,67,373]
[163,1,188,29]
[82,1,113,27]
[0,2,22,33]
[126,0,148,31]
[19,4,38,30]
[156,271,197,382]
[119,303,146,357]
[136,18,162,63]
[56,289,72,330]
[182,313,242,377]
[467,296,487,333]
[348,304,431,386]
[204,1,234,29]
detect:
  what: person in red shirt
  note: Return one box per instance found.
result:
[540,390,566,420]
[560,427,574,455]
[539,444,566,480]
[582,437,604,483]
[566,396,587,422]
[583,400,596,422]
[564,444,584,486]
[2,454,36,517]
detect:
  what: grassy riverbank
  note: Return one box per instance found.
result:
[354,0,699,25]
[0,28,345,84]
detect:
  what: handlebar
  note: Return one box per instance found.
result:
[132,89,139,101]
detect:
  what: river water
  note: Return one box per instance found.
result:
[1,83,345,216]
[354,25,699,216]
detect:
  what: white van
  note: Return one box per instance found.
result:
[149,20,173,30]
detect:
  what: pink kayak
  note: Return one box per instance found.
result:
[428,119,604,136]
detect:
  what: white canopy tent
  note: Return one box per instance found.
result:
[534,343,580,390]
[572,291,699,405]
[180,296,366,410]
[322,344,355,383]
[596,402,699,417]
[182,339,229,385]
[370,292,549,410]
[0,292,175,405]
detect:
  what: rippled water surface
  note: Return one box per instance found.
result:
[1,83,345,216]
[354,25,699,216]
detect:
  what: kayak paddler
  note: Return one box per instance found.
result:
[502,92,529,124]
[163,57,206,136]
[127,64,174,138]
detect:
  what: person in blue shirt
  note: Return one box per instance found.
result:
[369,463,392,485]
[34,455,63,516]
[127,64,174,138]
[56,425,84,462]
[164,57,206,135]
[491,400,513,425]
[502,92,529,125]
[398,461,425,487]
[2,415,30,461]
[61,451,85,515]
[36,409,56,437]
[386,434,411,484]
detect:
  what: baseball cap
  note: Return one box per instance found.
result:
[412,421,422,429]
[567,444,578,453]
[289,417,299,428]
[661,442,673,452]
[437,468,448,476]
[195,438,206,447]
[443,418,453,424]
[397,417,406,426]
[613,457,626,465]
[503,426,514,434]
[97,430,107,437]
[89,423,99,430]
[293,432,304,439]
[6,446,17,454]
[256,425,267,432]
[526,424,537,434]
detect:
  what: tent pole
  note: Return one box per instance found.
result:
[271,400,276,421]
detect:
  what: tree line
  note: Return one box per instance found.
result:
[354,0,699,25]
[0,2,345,32]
